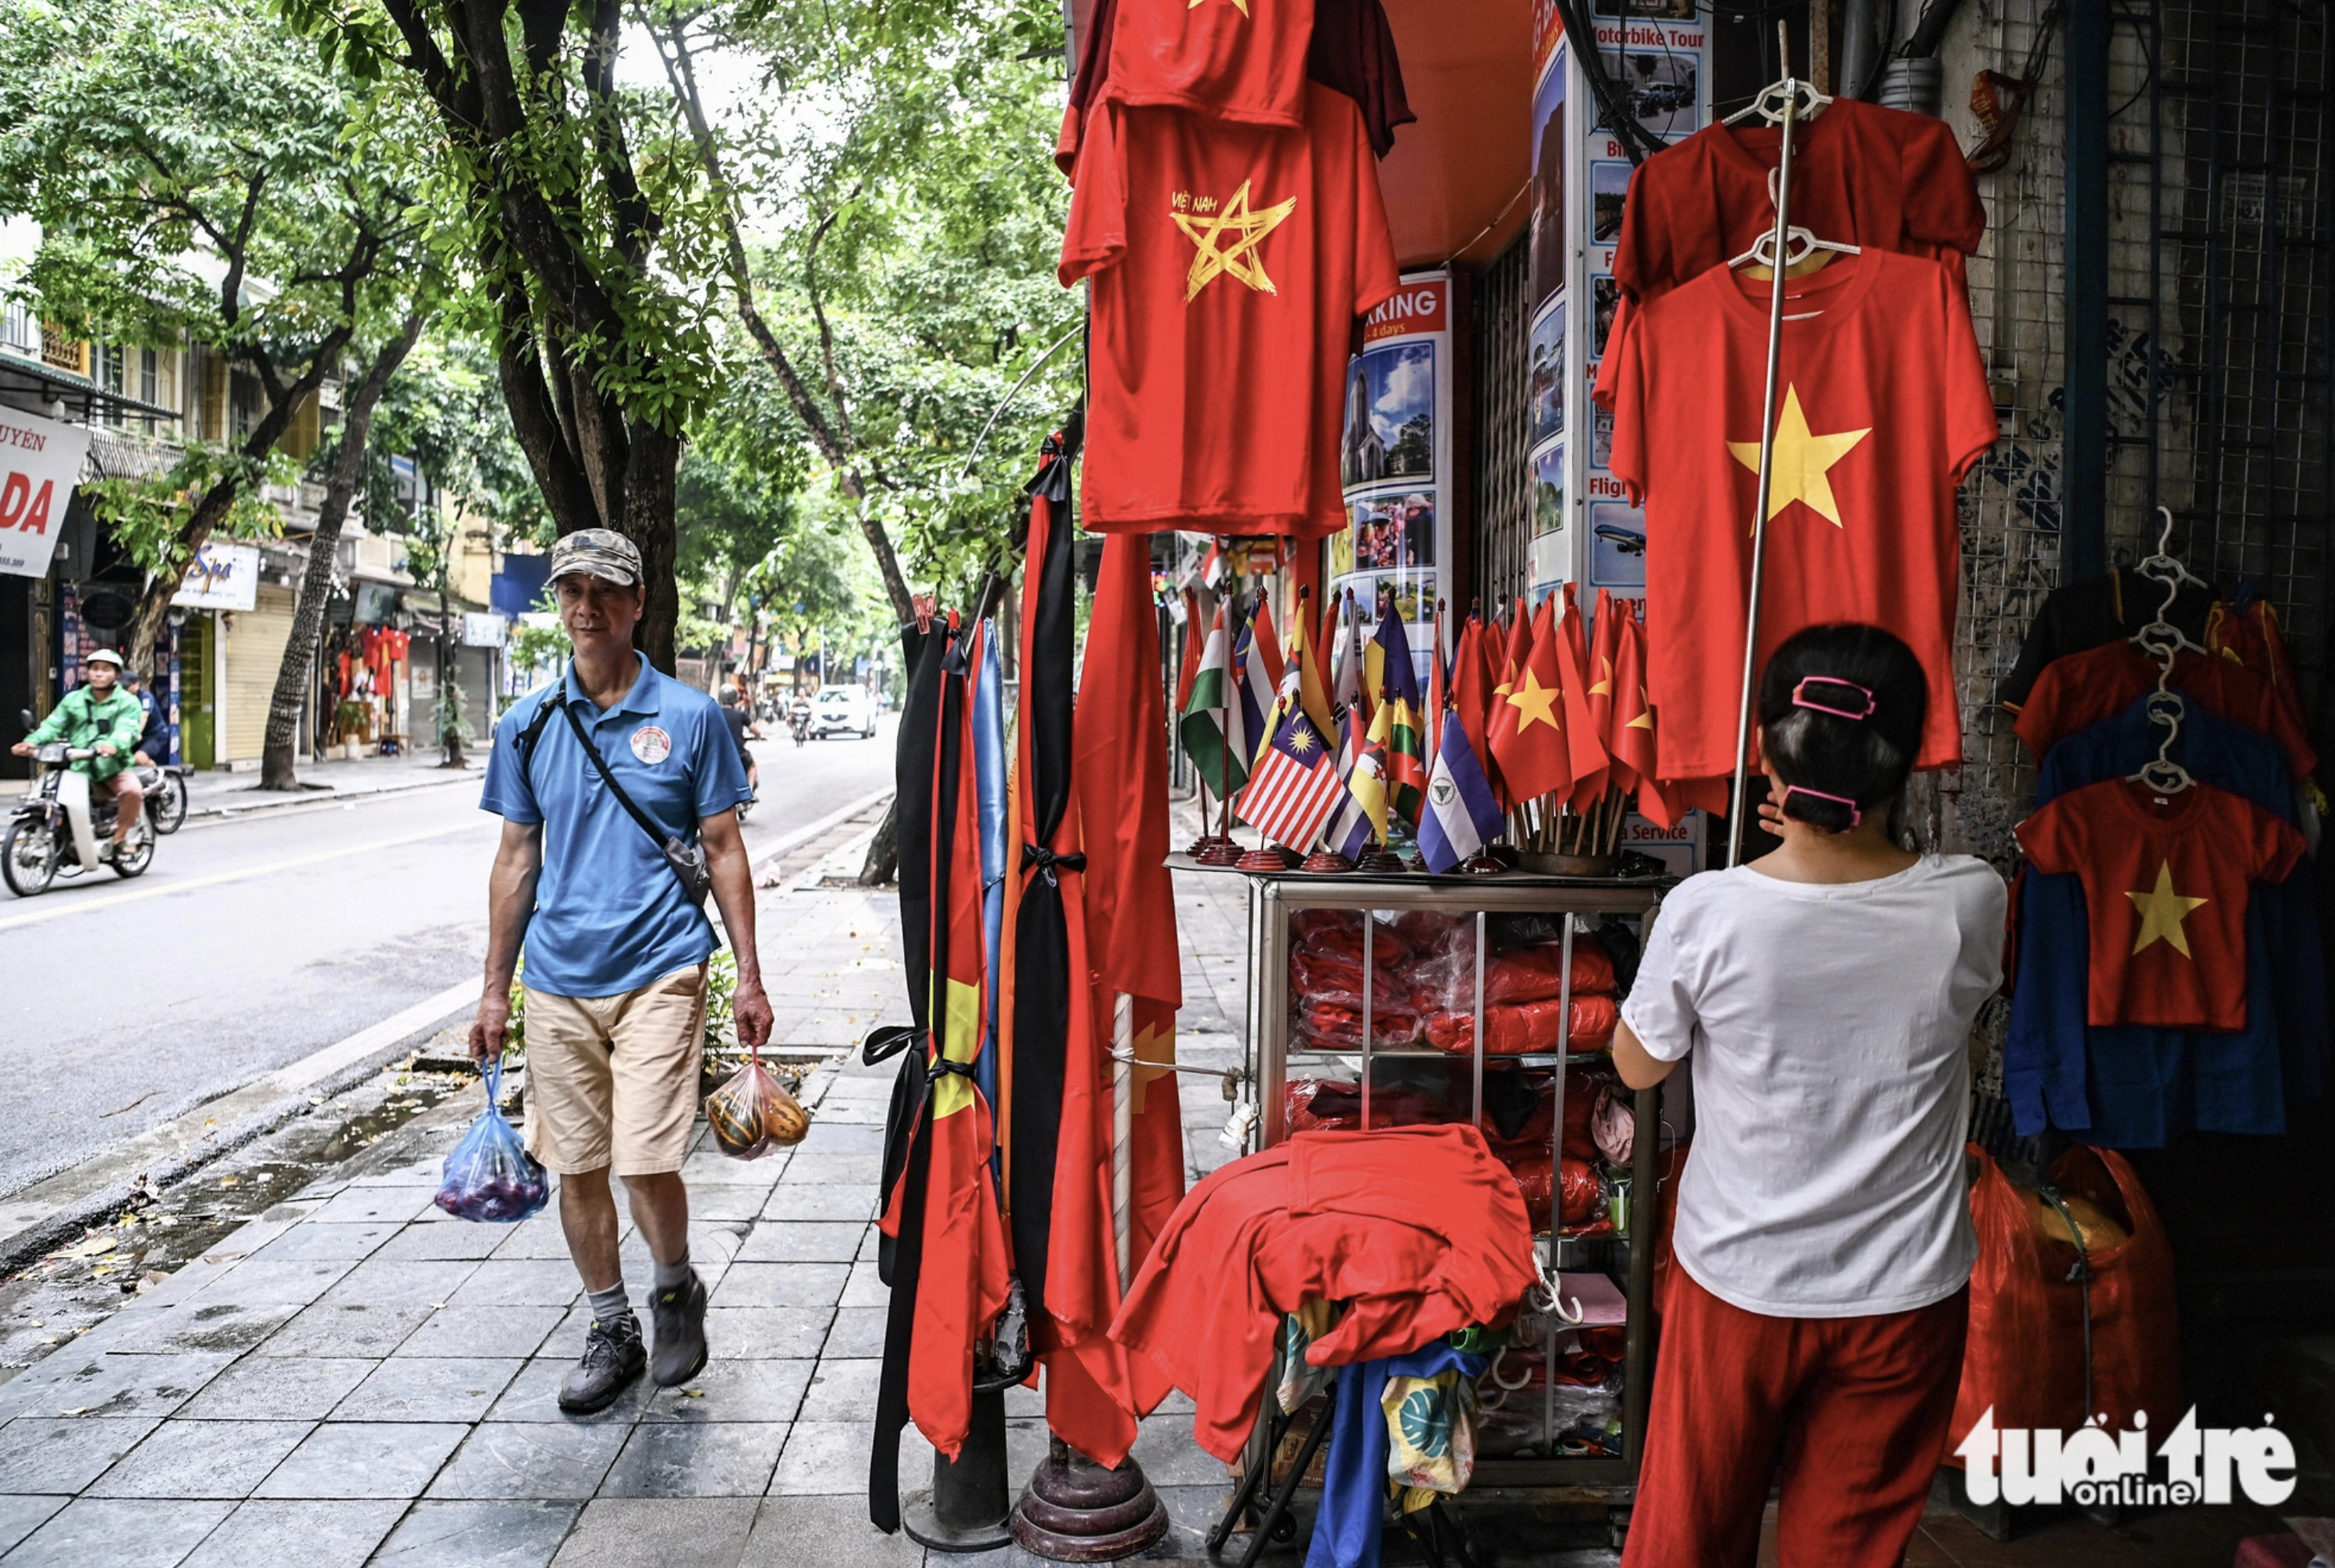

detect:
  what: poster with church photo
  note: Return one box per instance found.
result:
[1337,271,1453,667]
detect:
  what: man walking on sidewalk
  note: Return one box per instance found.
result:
[468,529,773,1413]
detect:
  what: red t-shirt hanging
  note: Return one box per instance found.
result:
[1611,98,1984,305]
[1594,250,1997,779]
[1106,0,1315,127]
[2011,639,2318,779]
[1062,84,1400,537]
[2016,779,2302,1029]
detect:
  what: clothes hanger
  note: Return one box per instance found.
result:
[2125,510,2200,795]
[1723,74,1832,127]
[2128,507,2208,656]
[1728,173,1862,270]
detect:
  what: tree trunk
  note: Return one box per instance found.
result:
[858,798,899,887]
[439,585,467,769]
[259,315,428,791]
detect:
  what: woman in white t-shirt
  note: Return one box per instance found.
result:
[1612,623,2007,1568]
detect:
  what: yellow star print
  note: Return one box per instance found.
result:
[1589,653,1613,700]
[1626,687,1654,730]
[1189,0,1250,13]
[1727,384,1872,527]
[1505,668,1561,732]
[1174,181,1298,301]
[2126,859,2208,958]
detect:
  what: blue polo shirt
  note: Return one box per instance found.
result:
[480,654,750,999]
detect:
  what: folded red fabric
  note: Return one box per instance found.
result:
[1423,994,1620,1056]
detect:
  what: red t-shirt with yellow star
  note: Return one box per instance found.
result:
[1061,83,1399,537]
[2016,778,2303,1030]
[1594,249,1998,779]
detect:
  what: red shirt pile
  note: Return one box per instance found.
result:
[1112,1124,1537,1461]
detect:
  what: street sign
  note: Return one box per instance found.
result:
[172,541,261,611]
[0,406,92,580]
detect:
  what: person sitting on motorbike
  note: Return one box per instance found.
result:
[122,669,167,769]
[11,649,145,859]
[716,686,762,801]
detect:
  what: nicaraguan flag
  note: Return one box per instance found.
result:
[1417,710,1505,873]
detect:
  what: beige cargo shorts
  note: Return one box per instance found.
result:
[520,963,708,1176]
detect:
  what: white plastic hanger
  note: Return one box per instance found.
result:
[2126,509,2204,795]
[1724,75,1832,126]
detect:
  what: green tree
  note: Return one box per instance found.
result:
[0,0,430,668]
[284,0,733,673]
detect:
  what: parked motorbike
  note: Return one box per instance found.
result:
[5,709,157,896]
[146,763,193,834]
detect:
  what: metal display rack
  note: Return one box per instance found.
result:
[1203,859,1672,1500]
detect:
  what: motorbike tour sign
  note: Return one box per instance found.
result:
[0,407,92,580]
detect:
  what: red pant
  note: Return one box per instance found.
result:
[1622,1268,1968,1568]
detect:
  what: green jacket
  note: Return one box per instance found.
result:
[26,685,144,781]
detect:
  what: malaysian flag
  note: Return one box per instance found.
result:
[1241,710,1350,853]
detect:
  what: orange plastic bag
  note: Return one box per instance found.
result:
[1944,1143,2180,1459]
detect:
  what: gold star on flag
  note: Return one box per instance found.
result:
[2127,860,2208,957]
[1188,0,1250,13]
[1589,654,1613,699]
[1174,180,1297,301]
[1727,384,1871,527]
[1506,668,1560,731]
[1627,686,1654,730]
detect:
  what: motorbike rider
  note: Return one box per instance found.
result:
[11,649,145,859]
[122,669,167,769]
[789,687,811,742]
[716,686,762,802]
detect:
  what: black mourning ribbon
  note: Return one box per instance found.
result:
[1022,843,1087,887]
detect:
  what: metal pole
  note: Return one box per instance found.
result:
[2063,0,2110,585]
[1726,27,1803,866]
[1112,991,1134,1292]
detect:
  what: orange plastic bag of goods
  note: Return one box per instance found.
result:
[1944,1143,2180,1461]
[705,1052,810,1159]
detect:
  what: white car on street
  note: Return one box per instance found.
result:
[812,685,877,739]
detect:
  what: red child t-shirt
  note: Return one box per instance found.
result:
[1105,0,1316,127]
[1062,82,1401,537]
[2011,639,2318,779]
[1594,249,1999,779]
[2016,778,2304,1029]
[1611,98,1984,304]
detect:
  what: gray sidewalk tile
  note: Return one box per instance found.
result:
[686,1186,774,1223]
[734,1222,865,1264]
[709,1264,848,1309]
[178,1357,377,1421]
[247,1221,400,1263]
[0,1417,161,1493]
[637,1359,810,1424]
[0,1499,62,1558]
[838,1260,887,1306]
[251,1420,468,1498]
[701,1308,832,1360]
[808,1099,886,1124]
[551,1497,759,1568]
[376,1221,508,1261]
[184,1257,358,1309]
[794,1124,885,1155]
[448,1261,587,1308]
[335,1357,524,1422]
[85,1418,313,1499]
[496,1218,593,1260]
[0,1352,233,1421]
[0,1496,234,1567]
[484,1357,650,1425]
[256,1302,432,1358]
[739,1494,925,1566]
[823,1308,890,1357]
[599,1421,788,1497]
[305,1186,438,1225]
[176,1499,407,1568]
[318,1256,483,1309]
[427,1420,629,1500]
[778,1154,882,1185]
[70,1301,297,1357]
[759,1184,878,1222]
[395,1304,565,1359]
[679,1152,786,1187]
[369,1498,582,1568]
[802,1358,880,1413]
[766,1420,869,1496]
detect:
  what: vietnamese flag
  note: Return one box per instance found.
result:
[1611,601,1686,826]
[1500,597,1532,693]
[1058,533,1187,1458]
[1450,617,1499,809]
[1585,589,1622,746]
[1555,589,1611,812]
[1489,593,1573,804]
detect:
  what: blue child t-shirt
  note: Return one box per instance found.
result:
[480,654,751,998]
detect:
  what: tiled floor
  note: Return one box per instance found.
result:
[0,861,2311,1565]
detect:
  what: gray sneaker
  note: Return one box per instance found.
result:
[648,1268,709,1387]
[559,1311,645,1413]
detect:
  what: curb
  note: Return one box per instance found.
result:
[186,770,476,822]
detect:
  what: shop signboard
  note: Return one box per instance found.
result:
[409,661,436,705]
[172,541,261,611]
[461,612,506,647]
[1335,270,1453,685]
[0,406,92,580]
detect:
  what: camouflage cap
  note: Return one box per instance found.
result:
[549,529,642,587]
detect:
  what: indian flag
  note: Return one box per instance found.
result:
[1178,601,1249,796]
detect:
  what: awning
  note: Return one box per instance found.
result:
[0,349,179,423]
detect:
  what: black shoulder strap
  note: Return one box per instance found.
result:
[516,689,563,781]
[561,699,679,851]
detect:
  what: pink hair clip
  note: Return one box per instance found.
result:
[1791,675,1877,722]
[1782,786,1862,827]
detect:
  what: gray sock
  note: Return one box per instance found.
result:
[586,1282,631,1327]
[652,1252,693,1292]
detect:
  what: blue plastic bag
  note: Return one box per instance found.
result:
[434,1059,549,1223]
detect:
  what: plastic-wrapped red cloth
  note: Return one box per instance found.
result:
[1285,1079,1455,1133]
[1423,994,1619,1056]
[1296,997,1423,1048]
[1289,942,1439,1015]
[1944,1143,2180,1462]
[1289,909,1415,967]
[1499,1148,1605,1228]
[1405,932,1619,1013]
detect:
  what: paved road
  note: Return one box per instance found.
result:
[0,720,897,1197]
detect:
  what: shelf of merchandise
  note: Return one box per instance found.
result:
[1230,865,1672,1498]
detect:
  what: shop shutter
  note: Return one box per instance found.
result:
[222,585,295,762]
